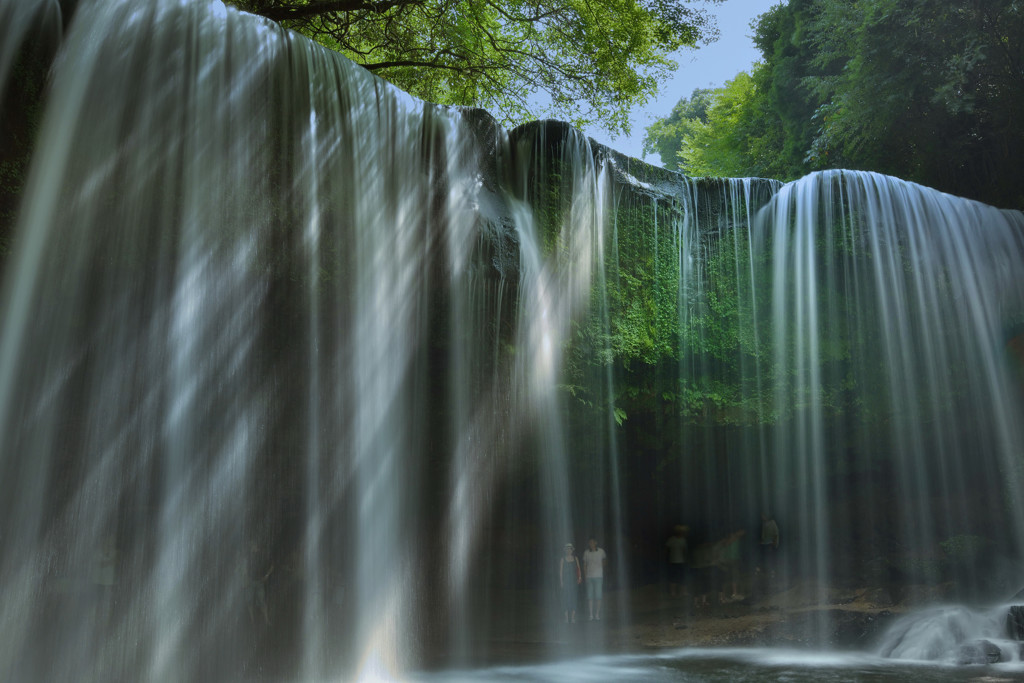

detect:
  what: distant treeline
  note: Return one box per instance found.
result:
[644,0,1024,210]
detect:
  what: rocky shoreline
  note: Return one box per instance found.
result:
[452,580,1024,672]
[570,583,899,652]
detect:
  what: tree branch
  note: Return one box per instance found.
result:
[256,0,418,22]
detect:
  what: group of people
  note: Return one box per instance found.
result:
[666,513,780,606]
[554,515,781,624]
[559,538,606,624]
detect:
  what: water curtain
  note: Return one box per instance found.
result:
[763,170,1024,598]
[1,0,1023,680]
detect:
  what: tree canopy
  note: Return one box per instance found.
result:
[640,86,712,172]
[644,0,1024,209]
[227,0,723,134]
[673,70,789,179]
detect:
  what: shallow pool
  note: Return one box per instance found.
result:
[413,647,1024,682]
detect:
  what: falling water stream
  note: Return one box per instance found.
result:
[2,1,1024,681]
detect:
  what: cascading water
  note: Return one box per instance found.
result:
[0,0,618,679]
[755,169,1024,652]
[3,0,1024,681]
[762,171,1024,601]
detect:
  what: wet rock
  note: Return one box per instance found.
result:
[1007,605,1024,640]
[898,582,955,606]
[831,609,896,649]
[860,587,895,606]
[956,639,1002,665]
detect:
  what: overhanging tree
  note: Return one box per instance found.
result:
[226,0,723,134]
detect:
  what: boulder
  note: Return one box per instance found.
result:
[956,639,1002,665]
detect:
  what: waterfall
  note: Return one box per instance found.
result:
[761,170,1024,607]
[2,0,1024,680]
[0,0,619,678]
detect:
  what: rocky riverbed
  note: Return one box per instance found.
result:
[454,580,966,669]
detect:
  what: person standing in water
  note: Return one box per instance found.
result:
[559,543,582,624]
[582,537,607,621]
[665,524,688,597]
[715,529,746,603]
[759,513,780,578]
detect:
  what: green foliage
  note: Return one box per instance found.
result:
[641,65,797,180]
[645,0,1024,209]
[641,87,713,171]
[557,178,780,430]
[801,0,1024,207]
[227,0,724,135]
[751,0,828,176]
[561,168,981,438]
[613,406,628,425]
[603,196,681,365]
[678,69,792,179]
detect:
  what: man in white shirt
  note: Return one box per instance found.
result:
[582,538,608,621]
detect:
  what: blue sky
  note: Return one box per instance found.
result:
[584,0,780,166]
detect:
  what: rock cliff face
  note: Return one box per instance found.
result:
[1008,605,1024,640]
